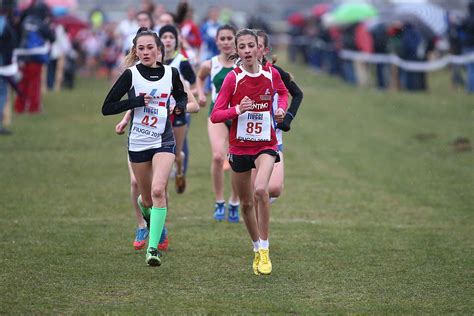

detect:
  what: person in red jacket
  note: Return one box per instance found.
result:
[176,1,201,65]
[210,28,288,276]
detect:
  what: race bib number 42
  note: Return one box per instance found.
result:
[141,103,168,135]
[236,111,271,141]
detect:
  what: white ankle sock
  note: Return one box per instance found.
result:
[259,238,269,250]
[229,200,239,206]
[252,240,259,252]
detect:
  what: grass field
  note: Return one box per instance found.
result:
[1,60,473,314]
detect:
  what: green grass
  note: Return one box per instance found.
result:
[0,61,473,314]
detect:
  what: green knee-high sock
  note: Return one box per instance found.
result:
[137,195,150,218]
[147,207,167,251]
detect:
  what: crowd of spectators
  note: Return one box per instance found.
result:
[3,0,472,136]
[0,0,256,135]
[287,1,474,94]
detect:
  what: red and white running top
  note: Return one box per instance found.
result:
[210,64,288,155]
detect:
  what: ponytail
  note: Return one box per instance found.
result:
[123,47,139,69]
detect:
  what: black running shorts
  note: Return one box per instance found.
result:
[129,145,176,163]
[228,149,280,173]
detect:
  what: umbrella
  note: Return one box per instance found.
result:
[311,3,331,18]
[19,0,77,15]
[327,2,378,25]
[394,2,447,35]
[395,13,436,40]
[54,14,88,39]
[287,12,305,27]
[375,10,436,40]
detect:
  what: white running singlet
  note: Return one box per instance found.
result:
[167,53,186,111]
[128,65,173,152]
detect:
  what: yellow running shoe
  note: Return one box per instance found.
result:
[252,251,260,275]
[258,249,272,275]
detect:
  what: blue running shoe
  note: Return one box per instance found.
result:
[228,204,240,223]
[158,226,168,250]
[134,227,149,250]
[213,202,225,221]
[159,226,167,244]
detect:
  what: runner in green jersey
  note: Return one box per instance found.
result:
[196,24,240,223]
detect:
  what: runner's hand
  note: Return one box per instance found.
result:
[143,94,152,106]
[115,121,127,135]
[274,108,285,123]
[238,96,253,114]
[276,113,293,132]
[198,94,207,107]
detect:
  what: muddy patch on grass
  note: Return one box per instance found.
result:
[452,137,472,152]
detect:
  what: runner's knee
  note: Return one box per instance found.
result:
[151,185,166,201]
[212,152,226,166]
[268,184,283,198]
[254,187,269,201]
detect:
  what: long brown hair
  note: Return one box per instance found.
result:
[216,24,236,39]
[255,29,278,65]
[123,27,165,68]
[255,29,295,81]
[229,28,259,63]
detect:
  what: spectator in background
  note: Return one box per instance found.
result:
[81,28,102,78]
[140,0,154,14]
[200,6,222,62]
[461,0,474,93]
[47,22,71,91]
[154,11,174,33]
[305,16,322,69]
[387,21,404,90]
[116,6,138,54]
[101,23,121,82]
[62,39,79,89]
[15,0,55,113]
[447,11,465,88]
[287,14,306,64]
[123,11,154,56]
[325,26,342,76]
[247,13,271,35]
[400,23,428,91]
[152,4,167,32]
[89,7,106,31]
[353,22,373,87]
[341,24,357,85]
[176,1,201,66]
[0,6,17,135]
[370,22,390,89]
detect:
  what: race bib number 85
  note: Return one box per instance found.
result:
[237,111,271,141]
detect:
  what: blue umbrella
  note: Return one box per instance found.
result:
[394,2,447,35]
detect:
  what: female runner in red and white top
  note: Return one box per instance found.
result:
[210,29,288,275]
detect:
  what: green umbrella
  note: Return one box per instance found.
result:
[329,2,378,25]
